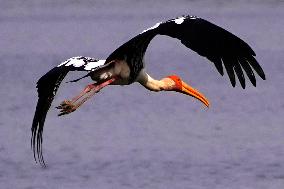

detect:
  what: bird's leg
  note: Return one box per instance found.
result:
[56,77,117,116]
[70,84,96,104]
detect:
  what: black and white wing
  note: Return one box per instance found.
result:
[31,56,107,166]
[106,15,265,87]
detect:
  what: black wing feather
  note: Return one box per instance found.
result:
[31,57,106,166]
[239,57,256,86]
[207,55,224,76]
[106,15,265,87]
[245,56,266,80]
[32,67,69,166]
[222,56,236,87]
[233,59,246,89]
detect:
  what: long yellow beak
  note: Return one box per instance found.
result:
[180,81,210,108]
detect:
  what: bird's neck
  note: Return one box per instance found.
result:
[136,70,174,92]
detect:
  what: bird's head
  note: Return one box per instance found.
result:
[162,75,210,108]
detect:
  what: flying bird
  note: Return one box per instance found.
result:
[32,15,266,166]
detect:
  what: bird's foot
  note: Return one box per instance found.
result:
[56,100,78,116]
[56,78,118,116]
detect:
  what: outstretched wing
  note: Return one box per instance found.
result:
[31,56,106,166]
[106,15,265,87]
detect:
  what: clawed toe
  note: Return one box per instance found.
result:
[56,100,77,116]
[56,100,72,109]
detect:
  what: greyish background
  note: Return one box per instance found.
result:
[0,0,283,188]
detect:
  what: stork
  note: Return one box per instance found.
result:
[32,15,266,166]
